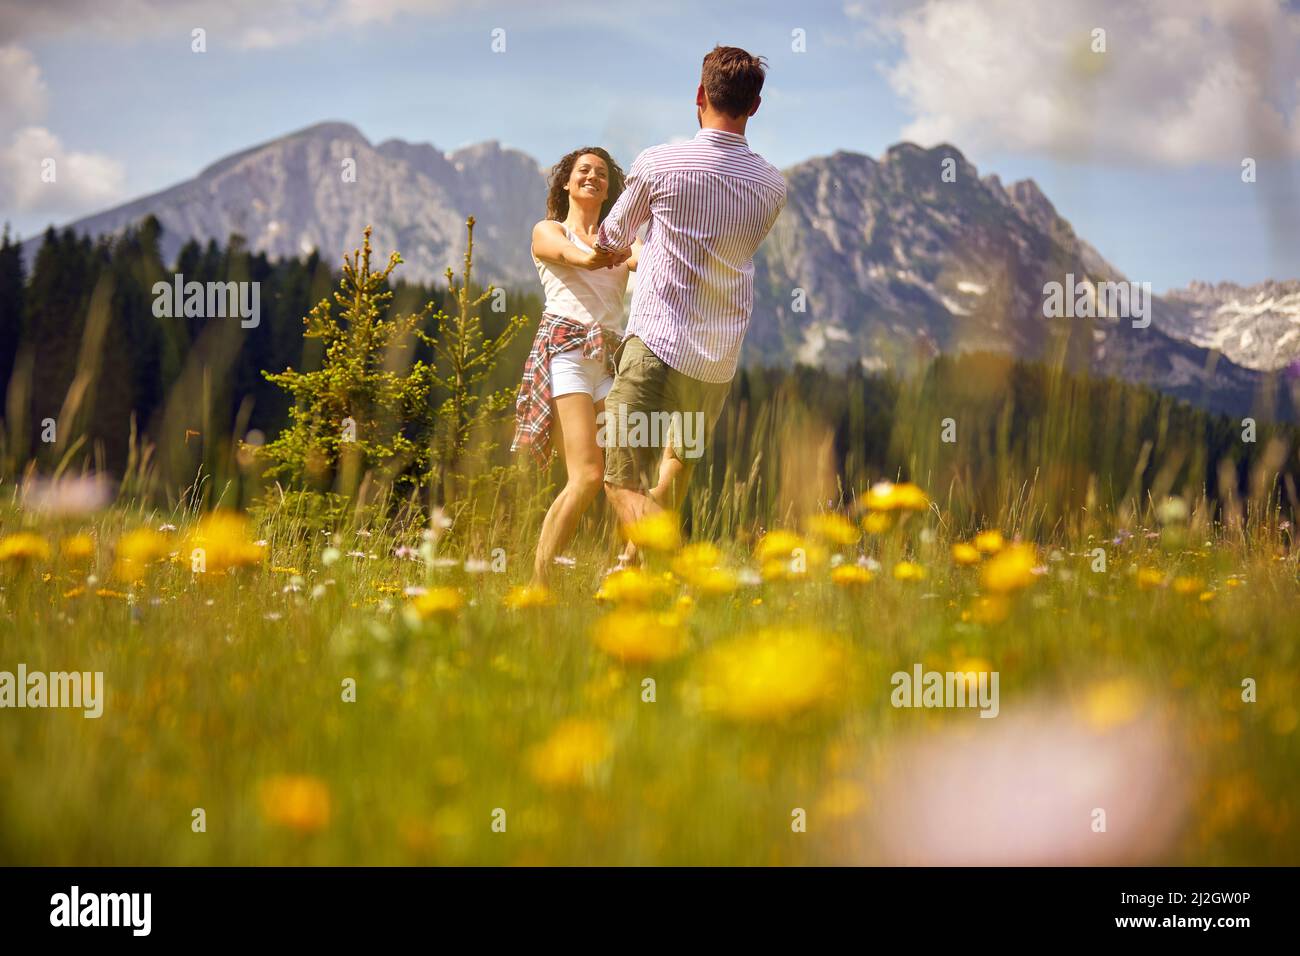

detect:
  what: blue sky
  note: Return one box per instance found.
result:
[2,0,1298,291]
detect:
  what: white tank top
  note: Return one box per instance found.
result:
[532,223,630,333]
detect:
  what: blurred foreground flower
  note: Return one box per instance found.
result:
[112,528,170,581]
[805,513,860,547]
[187,511,264,572]
[855,689,1187,865]
[951,542,981,566]
[973,530,1005,554]
[257,774,331,834]
[60,534,95,563]
[623,510,681,553]
[831,564,873,587]
[670,542,740,596]
[981,543,1039,593]
[596,567,674,605]
[20,474,113,517]
[0,532,51,565]
[865,481,929,512]
[502,584,554,610]
[526,719,613,788]
[695,628,845,722]
[592,609,687,663]
[892,561,927,582]
[407,587,465,620]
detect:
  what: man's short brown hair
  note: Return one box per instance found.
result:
[701,45,767,118]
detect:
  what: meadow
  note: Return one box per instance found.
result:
[1,224,1296,867]
[0,483,1295,866]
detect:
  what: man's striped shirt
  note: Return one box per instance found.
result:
[595,127,787,383]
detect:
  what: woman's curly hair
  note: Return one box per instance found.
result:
[545,146,626,222]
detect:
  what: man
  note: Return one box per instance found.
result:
[594,45,787,535]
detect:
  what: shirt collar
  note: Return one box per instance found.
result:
[695,127,748,146]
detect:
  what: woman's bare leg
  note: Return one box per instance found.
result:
[533,394,605,584]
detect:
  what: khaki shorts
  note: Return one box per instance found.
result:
[601,336,730,491]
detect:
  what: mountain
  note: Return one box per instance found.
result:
[21,124,1296,420]
[21,121,548,289]
[749,143,1293,419]
[1159,280,1300,372]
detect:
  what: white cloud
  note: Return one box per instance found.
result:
[0,125,126,216]
[865,0,1300,164]
[0,45,124,217]
[0,44,48,135]
[0,0,482,51]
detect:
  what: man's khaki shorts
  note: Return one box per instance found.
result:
[601,336,730,491]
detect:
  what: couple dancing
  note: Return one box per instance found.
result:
[512,45,787,584]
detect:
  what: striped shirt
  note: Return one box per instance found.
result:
[595,128,787,383]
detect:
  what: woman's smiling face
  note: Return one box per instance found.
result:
[566,153,609,205]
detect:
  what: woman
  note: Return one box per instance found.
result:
[511,147,640,584]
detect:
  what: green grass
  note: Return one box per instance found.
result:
[0,499,1296,865]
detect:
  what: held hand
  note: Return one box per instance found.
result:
[581,246,631,270]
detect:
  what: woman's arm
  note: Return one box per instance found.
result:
[532,220,619,270]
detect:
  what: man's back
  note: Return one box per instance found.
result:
[596,128,787,383]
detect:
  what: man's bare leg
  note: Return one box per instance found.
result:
[615,448,687,566]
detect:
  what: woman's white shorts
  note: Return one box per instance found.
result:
[550,347,614,402]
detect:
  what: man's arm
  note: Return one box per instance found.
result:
[595,149,653,253]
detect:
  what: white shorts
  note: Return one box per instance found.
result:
[551,347,614,402]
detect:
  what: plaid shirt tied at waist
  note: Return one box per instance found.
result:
[511,312,621,465]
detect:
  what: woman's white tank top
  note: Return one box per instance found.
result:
[532,223,629,333]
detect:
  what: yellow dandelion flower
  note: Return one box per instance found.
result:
[865,481,929,512]
[502,584,554,610]
[1136,567,1165,590]
[186,511,264,572]
[980,544,1038,593]
[409,586,465,619]
[112,528,170,581]
[671,541,723,578]
[754,529,805,562]
[695,628,845,722]
[526,719,613,788]
[951,542,981,566]
[591,609,687,663]
[805,513,860,547]
[596,567,675,605]
[831,564,873,587]
[623,510,682,553]
[816,779,869,820]
[892,560,927,582]
[688,566,739,596]
[861,511,894,535]
[1171,576,1205,596]
[257,774,331,833]
[0,532,51,564]
[60,534,95,563]
[1078,678,1144,731]
[966,594,1011,624]
[973,530,1005,554]
[670,543,740,595]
